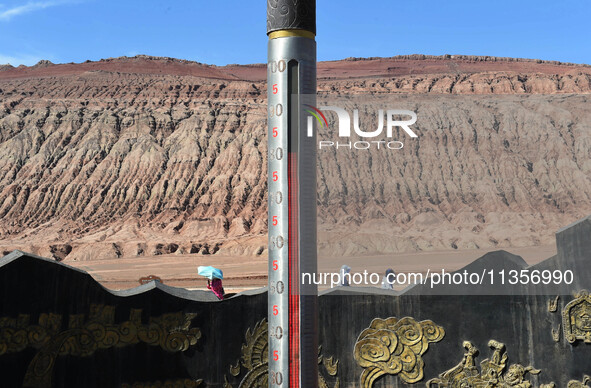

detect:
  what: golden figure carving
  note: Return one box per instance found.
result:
[321,354,339,377]
[318,347,339,388]
[353,317,445,387]
[223,319,339,388]
[121,378,203,387]
[548,296,560,313]
[426,340,555,388]
[568,375,590,388]
[563,290,591,344]
[0,305,201,387]
[229,360,242,377]
[551,324,561,342]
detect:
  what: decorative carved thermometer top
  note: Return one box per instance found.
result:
[267,0,316,34]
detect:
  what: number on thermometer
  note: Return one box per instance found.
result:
[269,104,283,117]
[270,371,283,386]
[270,235,284,250]
[269,325,283,339]
[270,280,284,294]
[268,59,286,73]
[269,191,283,205]
[269,147,283,160]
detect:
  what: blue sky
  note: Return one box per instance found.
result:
[1,0,589,66]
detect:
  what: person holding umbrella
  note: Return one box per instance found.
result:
[198,266,225,300]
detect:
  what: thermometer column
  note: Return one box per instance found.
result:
[267,1,318,388]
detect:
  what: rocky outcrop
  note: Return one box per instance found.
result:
[33,59,54,68]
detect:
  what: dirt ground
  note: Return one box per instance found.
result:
[67,244,557,292]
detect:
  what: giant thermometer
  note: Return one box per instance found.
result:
[267,1,318,388]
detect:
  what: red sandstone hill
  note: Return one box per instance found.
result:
[2,54,591,89]
[0,55,590,261]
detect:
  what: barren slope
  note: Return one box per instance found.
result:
[0,55,590,262]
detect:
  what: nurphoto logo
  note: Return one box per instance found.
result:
[304,104,418,150]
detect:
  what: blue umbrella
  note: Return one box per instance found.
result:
[197,266,223,280]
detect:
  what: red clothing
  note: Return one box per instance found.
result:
[207,278,225,300]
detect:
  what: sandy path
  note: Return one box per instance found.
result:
[67,244,556,291]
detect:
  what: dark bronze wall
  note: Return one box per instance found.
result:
[1,216,590,387]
